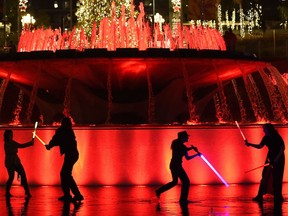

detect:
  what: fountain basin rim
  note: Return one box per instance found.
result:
[0,49,260,62]
[0,123,287,130]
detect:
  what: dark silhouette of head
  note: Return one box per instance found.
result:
[4,130,13,142]
[178,131,189,139]
[61,117,72,129]
[263,123,277,136]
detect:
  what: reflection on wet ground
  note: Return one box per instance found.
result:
[1,184,288,215]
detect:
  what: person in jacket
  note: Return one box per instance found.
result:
[45,117,83,202]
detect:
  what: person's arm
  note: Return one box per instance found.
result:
[45,139,57,150]
[185,152,201,160]
[45,131,61,150]
[245,138,265,149]
[14,139,34,148]
[186,146,194,151]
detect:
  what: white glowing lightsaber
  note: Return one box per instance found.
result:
[235,121,246,141]
[200,154,229,187]
[32,132,46,146]
[245,163,270,173]
[32,121,38,138]
[191,146,229,187]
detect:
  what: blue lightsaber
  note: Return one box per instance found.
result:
[191,145,229,187]
[200,154,229,187]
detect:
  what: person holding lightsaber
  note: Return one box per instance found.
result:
[3,129,34,198]
[45,117,84,202]
[155,131,201,204]
[245,123,285,203]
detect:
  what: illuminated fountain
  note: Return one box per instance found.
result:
[17,3,226,52]
[0,2,288,186]
[1,3,287,126]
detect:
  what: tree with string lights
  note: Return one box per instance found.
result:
[76,0,132,35]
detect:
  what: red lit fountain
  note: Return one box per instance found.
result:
[2,3,287,125]
[0,2,288,186]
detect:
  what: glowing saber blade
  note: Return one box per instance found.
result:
[245,163,270,173]
[33,121,38,138]
[32,132,46,146]
[235,121,246,141]
[200,154,229,187]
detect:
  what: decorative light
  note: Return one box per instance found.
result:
[247,3,254,35]
[76,0,132,36]
[170,0,182,30]
[246,3,262,35]
[19,0,28,12]
[54,1,59,9]
[21,13,36,29]
[154,13,165,30]
[231,9,236,30]
[239,8,245,38]
[225,10,229,29]
[171,0,181,13]
[217,4,223,34]
[254,4,262,28]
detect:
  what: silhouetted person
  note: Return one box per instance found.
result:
[4,130,34,198]
[245,123,285,203]
[224,28,237,51]
[155,131,200,204]
[45,117,84,202]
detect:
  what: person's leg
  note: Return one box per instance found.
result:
[6,168,15,197]
[253,166,272,201]
[273,161,285,203]
[60,159,73,200]
[60,155,83,201]
[16,163,31,197]
[68,154,83,200]
[155,165,178,197]
[178,167,190,202]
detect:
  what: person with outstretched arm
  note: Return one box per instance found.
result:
[245,123,285,203]
[4,130,34,198]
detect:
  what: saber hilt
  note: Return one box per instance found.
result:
[191,145,201,154]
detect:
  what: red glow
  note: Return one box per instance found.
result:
[0,126,287,186]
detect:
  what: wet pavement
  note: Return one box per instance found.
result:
[1,184,288,215]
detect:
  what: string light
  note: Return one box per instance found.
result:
[231,9,235,30]
[76,0,131,35]
[225,10,229,29]
[247,3,254,35]
[239,8,245,38]
[217,4,223,34]
[171,0,181,29]
[75,1,263,39]
[254,4,262,28]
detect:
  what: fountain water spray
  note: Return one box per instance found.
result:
[17,3,226,52]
